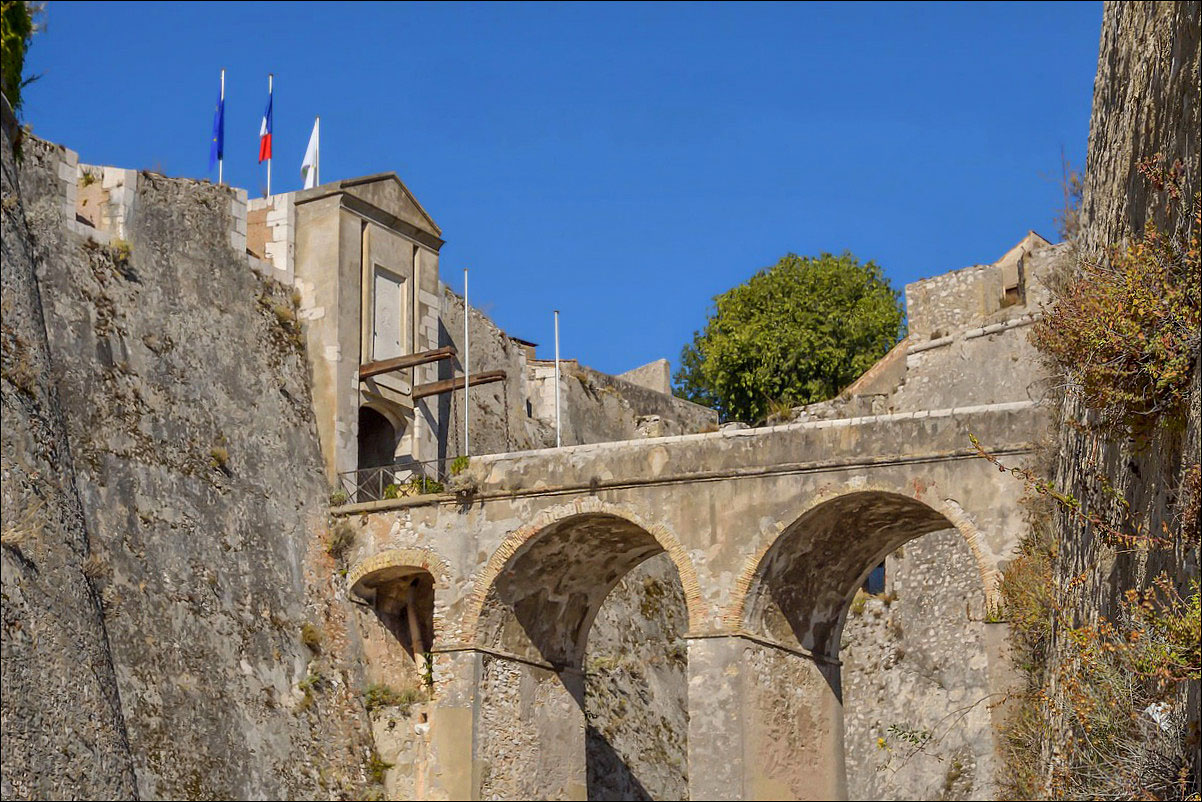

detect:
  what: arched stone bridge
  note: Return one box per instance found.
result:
[340,400,1043,800]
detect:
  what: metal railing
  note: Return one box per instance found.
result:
[337,458,453,504]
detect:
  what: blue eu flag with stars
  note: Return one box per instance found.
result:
[209,93,224,172]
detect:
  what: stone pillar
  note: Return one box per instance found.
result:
[424,650,480,800]
[475,654,586,800]
[687,636,748,800]
[687,635,848,801]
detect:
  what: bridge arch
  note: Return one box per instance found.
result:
[465,500,701,800]
[728,483,999,656]
[701,484,1005,800]
[463,499,704,659]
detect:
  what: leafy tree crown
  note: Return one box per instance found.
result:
[674,252,904,423]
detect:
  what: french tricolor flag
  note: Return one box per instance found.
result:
[258,88,273,163]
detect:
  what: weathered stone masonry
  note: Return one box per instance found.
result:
[341,400,1043,800]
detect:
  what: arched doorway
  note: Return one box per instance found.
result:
[473,512,694,800]
[358,406,397,470]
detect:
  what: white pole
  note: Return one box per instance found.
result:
[554,310,561,448]
[315,115,320,186]
[463,269,470,457]
[218,68,224,185]
[266,73,273,196]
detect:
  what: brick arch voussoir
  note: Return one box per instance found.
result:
[461,498,706,646]
[346,546,452,595]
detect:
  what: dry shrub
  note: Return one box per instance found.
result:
[1031,168,1199,432]
[1047,576,1199,800]
[363,682,425,714]
[300,622,322,652]
[82,552,109,581]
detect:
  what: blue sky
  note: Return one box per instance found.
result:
[23,1,1102,377]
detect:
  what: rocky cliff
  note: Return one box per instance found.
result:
[1019,2,1201,797]
[2,112,378,798]
[2,96,138,802]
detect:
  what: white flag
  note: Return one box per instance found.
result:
[301,117,320,189]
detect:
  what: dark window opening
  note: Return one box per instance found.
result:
[863,561,886,595]
[358,407,397,470]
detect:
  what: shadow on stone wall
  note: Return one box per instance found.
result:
[586,725,654,801]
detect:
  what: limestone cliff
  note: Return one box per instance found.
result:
[2,96,138,802]
[2,115,377,798]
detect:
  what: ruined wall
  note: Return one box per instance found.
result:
[891,240,1061,413]
[538,362,718,443]
[438,287,555,457]
[4,127,378,799]
[438,287,716,461]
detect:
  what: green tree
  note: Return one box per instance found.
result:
[2,0,35,111]
[674,252,904,423]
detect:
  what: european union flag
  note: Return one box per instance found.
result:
[209,93,224,171]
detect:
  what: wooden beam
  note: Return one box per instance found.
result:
[412,370,506,401]
[359,346,457,380]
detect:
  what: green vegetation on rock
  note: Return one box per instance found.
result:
[1,1,34,111]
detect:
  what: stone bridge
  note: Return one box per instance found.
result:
[339,400,1043,800]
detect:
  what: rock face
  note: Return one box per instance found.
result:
[841,530,997,801]
[3,125,376,799]
[1,98,138,802]
[1040,0,1201,793]
[1077,1,1200,257]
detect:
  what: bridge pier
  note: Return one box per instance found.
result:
[422,650,481,800]
[470,651,587,800]
[687,635,847,801]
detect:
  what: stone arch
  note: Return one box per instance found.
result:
[462,498,705,661]
[347,547,450,661]
[726,482,999,658]
[468,500,701,800]
[347,546,451,597]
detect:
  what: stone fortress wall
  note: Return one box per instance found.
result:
[3,120,380,799]
[4,92,1058,800]
[339,224,1061,799]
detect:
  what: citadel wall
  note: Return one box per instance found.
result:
[5,104,1051,802]
[3,128,381,799]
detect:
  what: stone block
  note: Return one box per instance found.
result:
[57,159,77,182]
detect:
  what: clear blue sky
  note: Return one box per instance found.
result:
[23,1,1102,377]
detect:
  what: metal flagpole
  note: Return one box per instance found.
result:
[463,269,470,457]
[218,69,225,185]
[314,115,320,185]
[266,74,273,196]
[554,310,561,447]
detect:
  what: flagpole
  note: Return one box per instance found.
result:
[463,268,470,458]
[554,310,561,447]
[218,68,224,185]
[266,73,273,196]
[315,116,320,185]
